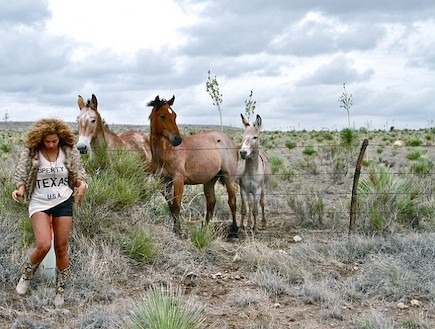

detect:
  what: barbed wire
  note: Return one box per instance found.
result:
[3,142,435,153]
[3,141,434,196]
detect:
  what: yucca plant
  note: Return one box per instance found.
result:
[406,139,422,146]
[406,148,426,161]
[411,156,434,175]
[302,144,316,156]
[190,223,215,250]
[340,128,359,152]
[19,217,35,247]
[357,164,423,232]
[269,154,284,174]
[120,229,158,264]
[0,143,11,153]
[284,139,296,149]
[125,284,206,329]
[83,148,160,209]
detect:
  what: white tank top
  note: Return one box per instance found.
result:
[29,148,73,217]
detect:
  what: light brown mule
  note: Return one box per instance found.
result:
[238,114,271,231]
[147,95,239,238]
[76,94,151,161]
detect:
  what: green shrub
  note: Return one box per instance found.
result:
[83,149,161,209]
[411,156,434,175]
[19,217,34,247]
[406,139,422,147]
[406,148,425,161]
[0,144,11,153]
[302,144,316,156]
[284,139,296,149]
[269,154,284,174]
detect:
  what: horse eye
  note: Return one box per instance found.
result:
[90,119,96,124]
[253,136,258,140]
[159,114,166,120]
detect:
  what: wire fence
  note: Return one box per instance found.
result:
[3,134,434,232]
[4,143,435,195]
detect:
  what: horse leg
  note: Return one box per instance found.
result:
[162,180,177,218]
[253,191,263,232]
[203,179,217,224]
[240,188,248,230]
[223,176,238,238]
[171,178,185,236]
[260,187,266,228]
[247,193,255,232]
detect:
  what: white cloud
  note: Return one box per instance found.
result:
[0,0,435,131]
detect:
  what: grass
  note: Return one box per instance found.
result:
[0,123,434,328]
[357,164,433,231]
[189,223,215,250]
[407,148,426,160]
[124,284,206,329]
[340,127,360,151]
[302,144,316,156]
[119,229,158,264]
[284,139,297,149]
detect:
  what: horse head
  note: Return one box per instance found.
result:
[240,114,262,160]
[147,95,182,146]
[76,94,104,154]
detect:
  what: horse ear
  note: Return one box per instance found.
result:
[78,95,85,110]
[241,114,250,127]
[154,95,160,105]
[168,95,175,106]
[91,94,98,111]
[254,115,262,130]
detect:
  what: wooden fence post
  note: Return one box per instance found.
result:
[349,139,369,235]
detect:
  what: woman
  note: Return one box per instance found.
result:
[12,118,87,308]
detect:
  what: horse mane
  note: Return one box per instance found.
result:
[147,97,168,108]
[85,99,92,107]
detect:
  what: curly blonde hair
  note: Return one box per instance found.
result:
[24,119,76,149]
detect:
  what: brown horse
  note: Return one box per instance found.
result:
[76,94,151,161]
[238,114,271,231]
[147,95,239,237]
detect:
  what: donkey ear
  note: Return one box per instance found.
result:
[240,114,250,127]
[254,115,262,130]
[91,94,98,110]
[168,95,175,106]
[78,95,85,110]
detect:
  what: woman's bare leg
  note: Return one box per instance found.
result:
[52,216,72,270]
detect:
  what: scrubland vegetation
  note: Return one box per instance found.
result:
[0,122,434,328]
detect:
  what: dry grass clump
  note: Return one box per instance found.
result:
[344,234,435,302]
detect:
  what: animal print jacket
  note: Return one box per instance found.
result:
[13,145,86,200]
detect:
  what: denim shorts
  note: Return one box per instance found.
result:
[42,196,73,217]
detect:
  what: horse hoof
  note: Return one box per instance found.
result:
[173,227,183,238]
[228,236,240,243]
[229,226,239,241]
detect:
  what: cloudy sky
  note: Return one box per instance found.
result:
[1,0,435,131]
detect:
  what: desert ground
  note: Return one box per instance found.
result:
[0,121,434,329]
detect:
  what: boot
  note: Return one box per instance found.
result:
[16,261,40,295]
[54,267,69,308]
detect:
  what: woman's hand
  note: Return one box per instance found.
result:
[12,186,25,202]
[73,181,88,205]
